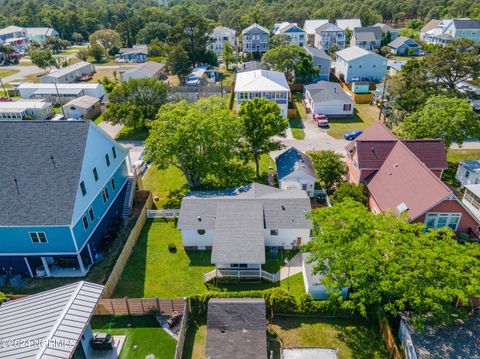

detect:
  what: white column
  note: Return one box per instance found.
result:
[87,244,94,265]
[77,254,86,275]
[24,257,33,278]
[41,257,51,277]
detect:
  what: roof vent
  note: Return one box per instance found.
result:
[394,163,399,168]
[50,154,56,168]
[197,216,202,222]
[281,204,286,210]
[13,175,19,195]
[397,202,409,214]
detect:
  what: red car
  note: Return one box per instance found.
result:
[314,114,329,128]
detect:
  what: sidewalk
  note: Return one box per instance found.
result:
[275,252,303,281]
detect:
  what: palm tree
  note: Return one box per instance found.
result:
[0,44,15,63]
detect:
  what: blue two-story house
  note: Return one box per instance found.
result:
[0,120,134,278]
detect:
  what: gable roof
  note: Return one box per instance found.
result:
[303,46,332,61]
[388,36,418,49]
[0,121,92,226]
[242,23,269,35]
[177,183,311,230]
[335,19,362,30]
[316,23,343,33]
[373,23,398,33]
[353,27,382,41]
[303,20,329,34]
[25,27,57,37]
[234,69,289,92]
[211,26,236,35]
[211,201,265,264]
[460,160,480,172]
[118,45,148,55]
[367,141,452,220]
[0,25,25,36]
[0,281,104,358]
[64,95,100,109]
[43,61,93,79]
[206,298,267,359]
[421,19,441,33]
[304,81,354,105]
[336,46,385,62]
[122,61,165,77]
[354,121,397,141]
[452,19,480,29]
[276,147,316,180]
[279,23,305,34]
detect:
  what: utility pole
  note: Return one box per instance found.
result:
[54,81,67,119]
[0,78,7,98]
[377,74,389,123]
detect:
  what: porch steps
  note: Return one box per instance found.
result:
[121,176,136,218]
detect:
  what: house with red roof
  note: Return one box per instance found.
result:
[346,121,480,238]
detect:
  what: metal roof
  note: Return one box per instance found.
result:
[234,70,289,92]
[0,281,104,359]
[460,160,480,172]
[275,147,316,180]
[303,46,331,61]
[336,46,385,62]
[43,61,93,79]
[206,298,267,359]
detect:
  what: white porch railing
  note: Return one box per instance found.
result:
[203,269,277,283]
[146,208,180,219]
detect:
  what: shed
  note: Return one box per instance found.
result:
[351,81,370,94]
[276,147,317,197]
[206,298,267,359]
[0,281,104,358]
[62,95,101,119]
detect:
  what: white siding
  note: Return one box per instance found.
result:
[264,228,311,247]
[279,169,316,197]
[182,229,214,248]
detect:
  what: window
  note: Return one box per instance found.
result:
[302,184,308,191]
[343,104,352,111]
[270,229,278,236]
[111,178,116,191]
[88,207,95,221]
[465,171,470,179]
[197,229,206,235]
[93,167,99,181]
[29,232,47,243]
[102,187,109,203]
[82,215,89,230]
[80,181,87,196]
[112,146,117,159]
[105,154,110,167]
[425,213,461,231]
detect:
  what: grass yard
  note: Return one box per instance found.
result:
[447,149,480,163]
[182,316,207,359]
[327,104,379,139]
[270,316,388,359]
[22,71,48,83]
[115,126,149,141]
[89,68,119,83]
[113,220,306,298]
[90,316,177,359]
[288,97,307,140]
[0,69,19,79]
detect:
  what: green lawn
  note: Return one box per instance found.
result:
[115,126,149,141]
[270,316,388,359]
[0,69,19,79]
[93,112,105,124]
[447,149,480,163]
[182,316,207,359]
[328,104,379,139]
[90,316,177,359]
[113,220,305,298]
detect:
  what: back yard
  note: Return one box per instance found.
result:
[91,315,177,359]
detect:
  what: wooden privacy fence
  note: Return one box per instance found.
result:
[102,192,153,298]
[146,208,180,219]
[174,299,190,359]
[94,297,186,316]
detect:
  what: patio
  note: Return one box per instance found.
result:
[91,335,126,359]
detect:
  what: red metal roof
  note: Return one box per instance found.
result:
[366,142,452,220]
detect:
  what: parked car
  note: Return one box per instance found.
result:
[344,130,364,140]
[314,114,329,128]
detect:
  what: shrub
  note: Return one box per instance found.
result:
[331,182,368,206]
[168,243,177,253]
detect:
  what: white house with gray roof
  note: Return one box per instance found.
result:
[274,22,307,47]
[422,19,480,45]
[208,26,237,58]
[335,46,387,83]
[276,147,317,197]
[0,99,54,121]
[0,281,104,359]
[177,183,311,272]
[40,61,96,84]
[241,23,270,56]
[304,81,354,117]
[120,61,166,81]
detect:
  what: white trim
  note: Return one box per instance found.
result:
[424,212,462,232]
[41,256,51,277]
[69,224,81,254]
[87,244,94,264]
[0,225,71,228]
[0,251,78,256]
[24,257,33,278]
[71,158,127,225]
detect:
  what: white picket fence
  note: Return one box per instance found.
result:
[146,209,180,219]
[203,269,278,283]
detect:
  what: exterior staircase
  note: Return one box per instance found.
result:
[121,176,136,218]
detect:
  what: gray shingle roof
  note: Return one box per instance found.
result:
[177,183,311,230]
[353,26,382,41]
[206,298,267,359]
[242,23,269,35]
[315,23,343,33]
[0,281,104,359]
[304,81,353,104]
[276,147,316,180]
[211,201,265,264]
[453,19,480,29]
[388,36,418,49]
[303,46,332,61]
[122,61,165,78]
[0,121,90,226]
[460,160,480,172]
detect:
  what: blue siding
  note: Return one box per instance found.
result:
[0,256,29,277]
[72,160,128,251]
[0,226,75,254]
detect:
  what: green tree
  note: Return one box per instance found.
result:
[45,36,69,54]
[327,44,340,60]
[136,22,171,44]
[89,29,122,57]
[76,48,89,61]
[238,98,288,178]
[309,150,345,194]
[104,78,168,129]
[88,43,104,62]
[402,95,480,148]
[71,32,84,44]
[167,45,191,83]
[270,34,290,48]
[331,182,368,205]
[399,28,419,41]
[426,39,480,92]
[262,45,319,83]
[307,199,480,326]
[145,97,244,188]
[221,41,236,70]
[0,44,15,62]
[29,48,57,69]
[148,39,170,58]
